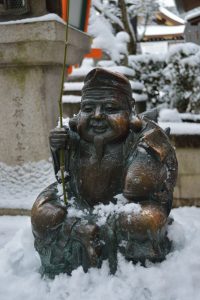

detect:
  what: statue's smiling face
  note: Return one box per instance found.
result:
[77,90,131,143]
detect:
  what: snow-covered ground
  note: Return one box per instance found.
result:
[0,207,200,300]
[0,161,54,209]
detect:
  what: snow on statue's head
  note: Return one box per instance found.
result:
[76,68,135,145]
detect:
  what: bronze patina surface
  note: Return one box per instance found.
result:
[31,68,178,278]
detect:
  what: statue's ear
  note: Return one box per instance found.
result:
[69,114,79,132]
[129,114,143,133]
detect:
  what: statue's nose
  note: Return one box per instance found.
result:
[94,105,103,119]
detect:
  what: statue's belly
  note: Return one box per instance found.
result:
[78,158,123,206]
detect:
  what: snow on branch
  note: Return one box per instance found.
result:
[93,0,124,30]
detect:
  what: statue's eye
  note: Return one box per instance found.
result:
[82,106,94,113]
[105,105,119,113]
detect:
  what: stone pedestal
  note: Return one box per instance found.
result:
[0,18,91,165]
[171,134,200,207]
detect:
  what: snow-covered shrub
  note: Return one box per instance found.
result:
[129,54,166,109]
[162,43,200,113]
[128,44,200,114]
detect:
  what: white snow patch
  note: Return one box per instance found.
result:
[93,194,141,226]
[159,108,182,122]
[167,43,200,60]
[69,59,94,79]
[138,25,185,37]
[0,13,65,25]
[63,82,84,92]
[88,7,128,62]
[1,207,200,299]
[62,95,81,103]
[159,122,200,135]
[130,81,145,90]
[132,93,148,102]
[57,117,70,128]
[140,41,169,55]
[105,66,135,77]
[0,161,54,210]
[97,60,117,68]
[180,113,200,122]
[67,207,85,218]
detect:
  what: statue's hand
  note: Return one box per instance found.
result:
[49,127,69,151]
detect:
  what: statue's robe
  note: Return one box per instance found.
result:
[31,117,177,277]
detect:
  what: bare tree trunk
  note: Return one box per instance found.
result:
[118,0,137,54]
[138,13,149,42]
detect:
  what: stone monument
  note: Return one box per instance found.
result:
[31,68,178,278]
[0,0,91,165]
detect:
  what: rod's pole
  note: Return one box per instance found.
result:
[59,0,70,205]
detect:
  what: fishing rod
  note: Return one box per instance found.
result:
[58,0,70,205]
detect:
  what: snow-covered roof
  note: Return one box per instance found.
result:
[159,7,185,25]
[185,8,200,21]
[139,25,185,38]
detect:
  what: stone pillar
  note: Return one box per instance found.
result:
[0,18,91,165]
[171,134,200,207]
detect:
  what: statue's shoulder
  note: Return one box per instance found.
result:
[140,117,174,162]
[127,116,175,163]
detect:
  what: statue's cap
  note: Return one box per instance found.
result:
[82,68,132,100]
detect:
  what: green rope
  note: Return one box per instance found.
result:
[58,0,70,206]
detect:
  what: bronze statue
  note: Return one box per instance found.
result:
[31,68,178,278]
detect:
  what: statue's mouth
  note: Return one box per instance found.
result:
[92,126,107,133]
[90,121,108,134]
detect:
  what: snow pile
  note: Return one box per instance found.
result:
[0,161,54,209]
[66,197,87,218]
[1,207,200,300]
[93,194,141,226]
[158,108,200,135]
[69,59,94,79]
[166,43,200,63]
[89,8,128,63]
[66,194,141,226]
[159,122,200,135]
[97,60,117,68]
[180,113,200,123]
[88,1,132,63]
[159,109,200,125]
[158,109,182,122]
